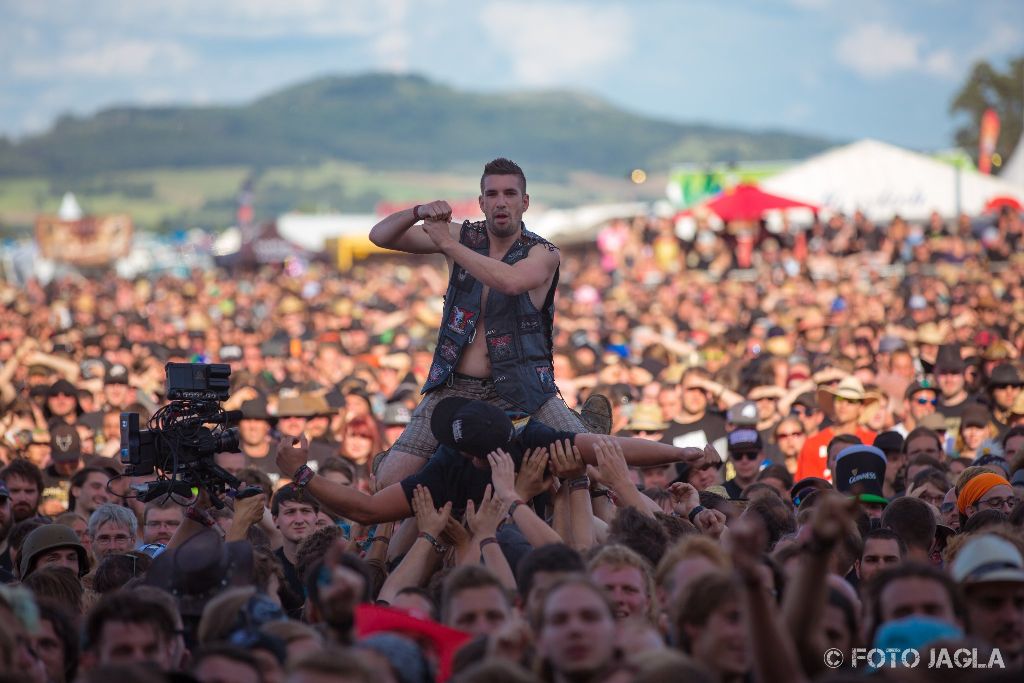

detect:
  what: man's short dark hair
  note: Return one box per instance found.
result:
[607,506,669,566]
[142,497,182,525]
[743,496,796,552]
[84,590,179,651]
[237,467,273,496]
[904,427,943,453]
[757,464,794,491]
[515,543,584,602]
[0,458,44,494]
[271,484,320,517]
[481,158,526,193]
[880,496,936,554]
[191,644,261,680]
[319,456,357,483]
[860,527,907,558]
[295,525,343,588]
[441,565,511,623]
[863,562,965,645]
[828,433,862,453]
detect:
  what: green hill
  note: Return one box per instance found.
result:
[0,73,832,179]
[0,73,835,232]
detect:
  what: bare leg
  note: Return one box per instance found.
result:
[375,448,430,489]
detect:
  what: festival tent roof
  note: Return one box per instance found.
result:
[696,183,818,222]
[761,139,1024,221]
[1000,129,1024,192]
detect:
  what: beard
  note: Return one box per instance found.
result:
[487,217,519,239]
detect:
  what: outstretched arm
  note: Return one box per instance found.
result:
[422,219,559,296]
[277,436,411,524]
[369,201,459,255]
[574,433,708,469]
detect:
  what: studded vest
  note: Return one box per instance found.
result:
[422,220,559,413]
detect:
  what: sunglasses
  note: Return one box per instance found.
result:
[792,407,817,417]
[914,398,938,406]
[731,451,760,461]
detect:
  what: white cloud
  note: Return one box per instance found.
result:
[835,23,959,80]
[479,1,632,86]
[372,0,410,72]
[13,40,198,78]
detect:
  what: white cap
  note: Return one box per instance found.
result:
[951,535,1024,585]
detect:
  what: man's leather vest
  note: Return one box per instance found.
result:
[422,220,558,413]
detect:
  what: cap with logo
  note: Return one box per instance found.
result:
[834,444,888,505]
[105,364,130,386]
[430,398,515,458]
[50,424,83,463]
[727,428,762,453]
[381,403,412,427]
[726,401,759,426]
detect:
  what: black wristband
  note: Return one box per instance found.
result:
[687,505,706,524]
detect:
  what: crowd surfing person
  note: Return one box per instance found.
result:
[0,162,1022,681]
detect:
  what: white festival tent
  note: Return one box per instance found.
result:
[999,128,1024,191]
[761,139,1024,221]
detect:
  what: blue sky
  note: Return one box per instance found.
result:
[1,0,1021,151]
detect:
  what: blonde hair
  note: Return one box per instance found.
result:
[587,544,658,623]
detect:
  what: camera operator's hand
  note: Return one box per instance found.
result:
[226,492,266,542]
[276,432,309,478]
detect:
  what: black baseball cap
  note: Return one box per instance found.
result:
[430,397,515,458]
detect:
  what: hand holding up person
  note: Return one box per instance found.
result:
[411,485,451,538]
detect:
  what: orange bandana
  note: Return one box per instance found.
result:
[957,472,1011,515]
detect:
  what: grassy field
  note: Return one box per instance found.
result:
[0,160,664,236]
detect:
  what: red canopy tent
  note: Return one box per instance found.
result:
[700,183,819,221]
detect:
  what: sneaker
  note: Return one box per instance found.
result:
[580,393,612,435]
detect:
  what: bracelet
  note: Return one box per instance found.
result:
[369,536,390,545]
[687,505,706,524]
[508,499,527,517]
[418,531,448,554]
[479,536,499,550]
[186,506,215,528]
[412,205,422,221]
[591,488,610,499]
[568,475,591,491]
[292,464,315,489]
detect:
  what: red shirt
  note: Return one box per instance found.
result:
[795,426,877,482]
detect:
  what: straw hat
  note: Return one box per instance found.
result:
[624,404,669,432]
[915,322,948,346]
[817,376,878,420]
[276,394,317,418]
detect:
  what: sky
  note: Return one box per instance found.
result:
[1,0,1021,151]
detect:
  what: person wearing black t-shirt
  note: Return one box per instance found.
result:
[275,398,706,525]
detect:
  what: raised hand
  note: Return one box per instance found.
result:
[411,485,451,537]
[487,449,518,502]
[276,433,309,477]
[593,436,632,490]
[549,438,586,480]
[668,482,700,516]
[466,485,505,538]
[695,508,728,539]
[514,447,552,502]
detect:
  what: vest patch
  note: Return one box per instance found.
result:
[518,315,542,333]
[487,334,516,361]
[428,361,450,383]
[447,306,475,335]
[438,337,460,364]
[535,365,556,392]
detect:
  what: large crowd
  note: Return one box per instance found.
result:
[0,201,1023,683]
